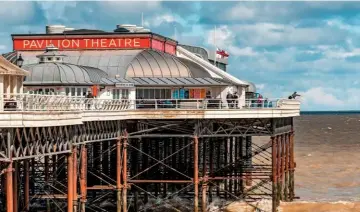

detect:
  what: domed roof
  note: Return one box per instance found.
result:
[244,81,256,93]
[126,49,211,78]
[5,49,213,79]
[22,63,108,85]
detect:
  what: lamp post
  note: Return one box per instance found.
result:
[16,54,24,68]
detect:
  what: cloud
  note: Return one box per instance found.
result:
[227,4,255,20]
[230,22,347,47]
[256,84,265,90]
[301,87,344,109]
[37,2,78,23]
[0,2,36,25]
[228,46,258,57]
[206,25,258,57]
[0,45,6,50]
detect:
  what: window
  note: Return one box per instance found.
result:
[113,89,129,99]
[136,89,171,99]
[71,88,76,96]
[47,57,52,61]
[122,89,129,99]
[56,57,61,61]
[66,87,89,96]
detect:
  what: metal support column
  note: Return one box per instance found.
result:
[45,156,50,212]
[289,130,295,201]
[116,138,122,212]
[122,135,128,212]
[13,162,18,212]
[245,136,252,186]
[68,152,74,212]
[80,145,87,212]
[271,136,277,212]
[194,136,199,212]
[73,147,78,212]
[6,161,13,212]
[24,160,30,211]
[6,130,13,212]
[284,133,289,201]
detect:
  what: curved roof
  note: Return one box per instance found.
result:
[22,63,108,85]
[4,49,213,79]
[244,81,256,93]
[0,56,28,76]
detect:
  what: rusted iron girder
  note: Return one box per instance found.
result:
[80,145,87,212]
[194,136,199,212]
[116,138,122,212]
[68,152,74,212]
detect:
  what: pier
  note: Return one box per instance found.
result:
[0,23,301,212]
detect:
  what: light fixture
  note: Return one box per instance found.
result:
[16,54,24,67]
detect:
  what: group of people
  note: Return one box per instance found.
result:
[226,91,239,109]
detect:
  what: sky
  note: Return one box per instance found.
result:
[0,1,359,111]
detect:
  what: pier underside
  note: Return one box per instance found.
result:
[0,118,295,212]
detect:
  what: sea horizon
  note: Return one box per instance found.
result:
[301,110,360,115]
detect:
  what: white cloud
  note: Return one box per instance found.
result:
[206,25,258,57]
[227,4,255,20]
[256,84,265,90]
[145,14,187,28]
[300,87,344,108]
[0,2,35,24]
[228,46,258,57]
[231,23,345,47]
[38,2,78,23]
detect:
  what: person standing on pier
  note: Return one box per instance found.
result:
[233,92,239,108]
[86,91,94,110]
[227,92,233,108]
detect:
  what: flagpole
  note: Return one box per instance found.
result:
[214,25,217,66]
[174,25,177,40]
[142,13,144,27]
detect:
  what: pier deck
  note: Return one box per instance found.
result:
[0,94,299,212]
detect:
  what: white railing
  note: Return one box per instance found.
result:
[1,94,297,112]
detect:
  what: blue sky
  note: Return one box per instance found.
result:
[0,1,359,111]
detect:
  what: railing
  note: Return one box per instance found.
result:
[1,94,297,112]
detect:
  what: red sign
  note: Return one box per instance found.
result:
[165,43,176,55]
[151,39,164,52]
[13,37,151,50]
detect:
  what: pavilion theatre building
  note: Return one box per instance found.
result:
[2,24,254,107]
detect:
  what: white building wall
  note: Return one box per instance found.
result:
[0,76,3,110]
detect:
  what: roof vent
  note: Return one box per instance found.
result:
[46,25,66,34]
[114,24,151,33]
[36,44,67,63]
[117,24,137,32]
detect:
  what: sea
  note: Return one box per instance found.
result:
[294,111,360,202]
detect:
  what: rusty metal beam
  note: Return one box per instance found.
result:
[116,138,122,212]
[7,161,13,212]
[68,152,74,212]
[80,145,87,212]
[194,136,199,212]
[122,134,128,212]
[24,160,30,211]
[271,136,277,212]
[73,147,78,212]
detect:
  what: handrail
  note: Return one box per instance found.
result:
[1,94,299,112]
